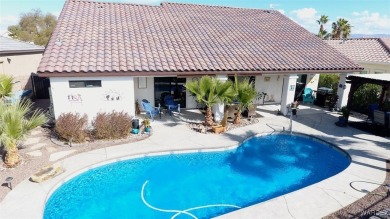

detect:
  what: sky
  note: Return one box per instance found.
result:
[0,0,389,36]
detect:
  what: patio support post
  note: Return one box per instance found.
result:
[337,73,352,109]
[379,85,389,108]
[212,75,228,122]
[346,81,363,110]
[280,74,298,115]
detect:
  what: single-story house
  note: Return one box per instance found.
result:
[325,38,390,107]
[37,0,362,122]
[0,36,44,92]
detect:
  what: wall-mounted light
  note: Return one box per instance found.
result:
[338,84,346,89]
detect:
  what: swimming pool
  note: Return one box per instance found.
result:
[44,133,350,219]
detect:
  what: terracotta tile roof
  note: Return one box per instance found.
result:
[38,0,362,75]
[325,38,390,64]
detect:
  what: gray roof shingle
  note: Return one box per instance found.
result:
[0,36,44,54]
[38,0,362,75]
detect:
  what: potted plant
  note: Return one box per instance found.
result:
[341,106,350,120]
[291,101,299,116]
[336,106,349,127]
[143,119,151,133]
[211,124,226,134]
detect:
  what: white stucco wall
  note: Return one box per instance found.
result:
[50,76,135,123]
[305,73,320,90]
[360,62,390,74]
[255,74,284,103]
[184,77,198,109]
[280,75,298,115]
[134,77,155,108]
[0,53,43,91]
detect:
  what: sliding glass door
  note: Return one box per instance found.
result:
[154,77,186,108]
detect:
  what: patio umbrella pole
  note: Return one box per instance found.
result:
[290,111,293,134]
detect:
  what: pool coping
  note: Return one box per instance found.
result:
[0,114,389,219]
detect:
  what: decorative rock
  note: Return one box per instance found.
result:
[30,143,46,150]
[45,146,57,153]
[26,150,42,157]
[30,165,64,183]
[49,150,76,162]
[24,137,41,146]
[30,130,43,136]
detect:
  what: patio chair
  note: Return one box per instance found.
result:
[3,89,33,104]
[164,95,180,115]
[302,88,315,105]
[141,99,161,121]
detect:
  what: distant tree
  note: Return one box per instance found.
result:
[318,74,339,92]
[331,18,352,39]
[8,9,57,46]
[317,15,331,39]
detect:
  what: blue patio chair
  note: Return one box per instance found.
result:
[302,88,315,105]
[164,95,180,115]
[141,99,161,121]
[3,89,33,104]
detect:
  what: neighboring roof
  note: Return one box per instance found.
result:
[38,0,362,76]
[325,38,390,64]
[380,38,390,50]
[0,36,44,55]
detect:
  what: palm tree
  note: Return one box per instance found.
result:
[0,74,14,100]
[317,15,329,39]
[218,80,236,128]
[332,18,352,39]
[233,77,257,124]
[0,100,47,167]
[185,76,234,126]
[318,29,331,39]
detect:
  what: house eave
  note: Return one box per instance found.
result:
[0,49,44,56]
[38,69,363,77]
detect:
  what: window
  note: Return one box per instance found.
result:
[69,80,101,88]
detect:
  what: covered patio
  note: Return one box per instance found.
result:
[347,73,390,110]
[346,73,390,136]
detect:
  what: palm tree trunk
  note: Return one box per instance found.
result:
[205,107,214,126]
[233,109,242,124]
[4,145,21,168]
[221,105,228,127]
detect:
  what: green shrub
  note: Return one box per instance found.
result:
[55,113,88,143]
[92,111,132,139]
[318,74,339,92]
[351,84,381,114]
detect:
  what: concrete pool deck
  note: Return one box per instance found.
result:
[0,105,389,218]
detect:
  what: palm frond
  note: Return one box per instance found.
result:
[0,99,47,151]
[0,74,14,99]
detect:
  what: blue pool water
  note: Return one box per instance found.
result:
[44,134,350,219]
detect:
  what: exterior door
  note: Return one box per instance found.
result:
[31,75,50,99]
